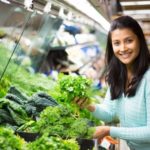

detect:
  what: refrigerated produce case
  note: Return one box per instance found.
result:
[0,0,107,74]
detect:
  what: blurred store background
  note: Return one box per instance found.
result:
[0,0,149,79]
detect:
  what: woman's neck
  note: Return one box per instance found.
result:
[126,65,134,91]
[126,65,134,79]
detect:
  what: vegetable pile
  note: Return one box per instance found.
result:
[23,105,96,139]
[0,127,26,150]
[0,43,107,149]
[27,133,80,150]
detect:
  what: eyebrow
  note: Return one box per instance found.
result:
[112,36,134,42]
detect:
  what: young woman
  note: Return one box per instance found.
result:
[74,16,150,150]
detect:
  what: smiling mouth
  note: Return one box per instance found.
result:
[120,52,132,59]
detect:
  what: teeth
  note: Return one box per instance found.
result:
[120,53,130,59]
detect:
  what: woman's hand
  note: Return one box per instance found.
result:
[93,126,110,139]
[73,97,96,112]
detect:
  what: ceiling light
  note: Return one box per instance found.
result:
[37,10,43,15]
[59,7,65,18]
[67,11,72,20]
[124,10,150,15]
[63,0,110,32]
[44,1,52,13]
[24,0,33,9]
[121,1,150,6]
[0,0,10,4]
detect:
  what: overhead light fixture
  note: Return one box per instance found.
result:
[64,0,110,32]
[129,14,150,20]
[124,10,150,15]
[37,10,43,15]
[67,11,73,20]
[44,1,52,13]
[0,0,10,4]
[121,1,150,6]
[59,7,65,18]
[24,0,33,9]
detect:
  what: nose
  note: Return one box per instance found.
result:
[120,43,127,52]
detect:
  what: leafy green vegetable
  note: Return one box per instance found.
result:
[0,44,12,75]
[0,77,11,98]
[27,133,80,150]
[30,105,96,139]
[10,71,56,96]
[48,74,102,125]
[58,74,93,103]
[0,29,6,38]
[6,93,25,105]
[0,43,56,97]
[0,127,26,150]
[8,86,29,102]
[0,98,30,126]
[0,109,15,124]
[28,92,58,112]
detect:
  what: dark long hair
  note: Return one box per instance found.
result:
[105,15,150,100]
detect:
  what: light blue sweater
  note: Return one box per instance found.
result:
[92,68,150,150]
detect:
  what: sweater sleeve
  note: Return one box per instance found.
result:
[110,70,150,142]
[110,126,150,142]
[92,89,117,123]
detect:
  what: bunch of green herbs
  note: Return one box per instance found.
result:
[29,105,95,139]
[27,133,80,150]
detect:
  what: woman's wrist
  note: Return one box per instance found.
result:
[93,126,110,139]
[86,104,96,112]
[105,126,110,136]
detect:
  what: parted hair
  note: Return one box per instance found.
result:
[105,15,150,100]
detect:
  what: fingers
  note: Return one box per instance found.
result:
[73,97,88,108]
[80,98,87,108]
[73,97,80,103]
[74,97,96,112]
[93,127,101,139]
[92,126,110,139]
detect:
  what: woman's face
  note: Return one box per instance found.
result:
[111,28,140,67]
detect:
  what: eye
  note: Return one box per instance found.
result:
[113,41,120,46]
[126,39,133,44]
